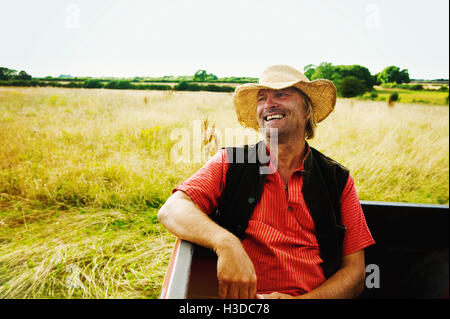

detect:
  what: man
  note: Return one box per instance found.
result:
[158,65,374,299]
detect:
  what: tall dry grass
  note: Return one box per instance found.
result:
[311,99,449,204]
[0,87,448,298]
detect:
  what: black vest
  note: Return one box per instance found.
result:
[212,141,349,278]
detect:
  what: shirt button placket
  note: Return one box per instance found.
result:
[284,185,293,211]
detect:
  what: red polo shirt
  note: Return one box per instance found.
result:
[174,147,375,296]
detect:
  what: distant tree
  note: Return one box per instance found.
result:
[0,68,8,80]
[337,76,367,97]
[335,65,374,90]
[310,62,373,93]
[174,81,190,91]
[193,70,218,82]
[207,73,218,81]
[373,73,381,85]
[104,80,132,89]
[310,62,337,81]
[310,62,345,87]
[83,79,103,88]
[174,81,201,91]
[16,70,32,80]
[0,67,18,80]
[194,70,207,81]
[399,69,411,83]
[377,66,410,84]
[303,64,316,80]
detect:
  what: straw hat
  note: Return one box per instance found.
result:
[233,65,337,129]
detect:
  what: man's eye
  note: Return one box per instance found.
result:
[276,92,287,98]
[257,96,266,102]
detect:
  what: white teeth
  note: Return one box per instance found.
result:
[266,114,284,121]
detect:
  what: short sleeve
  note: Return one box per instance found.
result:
[340,175,375,256]
[173,149,229,215]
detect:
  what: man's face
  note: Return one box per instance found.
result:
[256,87,308,140]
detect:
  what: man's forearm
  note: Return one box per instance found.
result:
[258,250,366,299]
[297,250,366,299]
[297,265,365,299]
[157,190,258,299]
[157,190,237,253]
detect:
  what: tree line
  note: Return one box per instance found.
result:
[0,67,236,93]
[0,67,32,81]
[304,63,412,98]
[1,64,447,97]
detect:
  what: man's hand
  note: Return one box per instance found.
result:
[158,191,257,299]
[215,237,257,299]
[256,292,295,299]
[258,250,366,299]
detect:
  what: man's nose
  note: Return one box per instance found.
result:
[264,94,277,108]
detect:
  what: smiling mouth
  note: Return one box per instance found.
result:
[264,114,286,122]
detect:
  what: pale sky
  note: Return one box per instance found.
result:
[1,0,449,79]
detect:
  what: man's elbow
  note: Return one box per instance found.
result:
[355,274,365,297]
[157,198,172,226]
[352,264,366,297]
[341,250,366,298]
[157,191,185,226]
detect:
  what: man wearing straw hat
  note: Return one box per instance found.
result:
[158,65,374,299]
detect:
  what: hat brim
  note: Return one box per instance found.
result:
[233,79,337,130]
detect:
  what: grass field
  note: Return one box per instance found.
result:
[359,87,449,105]
[0,86,448,298]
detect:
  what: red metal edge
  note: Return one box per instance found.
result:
[160,237,182,299]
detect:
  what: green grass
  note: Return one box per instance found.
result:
[0,86,448,298]
[0,87,208,298]
[0,205,174,298]
[359,87,449,105]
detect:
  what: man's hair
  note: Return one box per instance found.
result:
[294,88,317,140]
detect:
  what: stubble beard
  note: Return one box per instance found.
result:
[263,122,304,146]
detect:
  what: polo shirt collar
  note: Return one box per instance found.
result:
[261,140,311,174]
